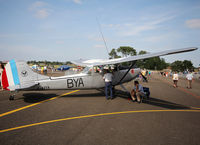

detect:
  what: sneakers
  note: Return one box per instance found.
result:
[131,98,141,103]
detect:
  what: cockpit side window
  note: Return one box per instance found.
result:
[94,66,102,73]
[81,66,104,75]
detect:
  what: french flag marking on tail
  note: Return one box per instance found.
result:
[2,60,20,91]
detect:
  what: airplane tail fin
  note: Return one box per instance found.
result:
[1,60,49,91]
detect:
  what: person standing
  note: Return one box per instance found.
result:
[173,71,179,88]
[103,70,113,100]
[186,71,193,89]
[166,72,168,77]
[148,71,151,76]
[44,66,47,75]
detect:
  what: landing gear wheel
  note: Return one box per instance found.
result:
[9,95,14,101]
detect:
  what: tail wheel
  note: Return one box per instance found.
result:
[9,95,14,100]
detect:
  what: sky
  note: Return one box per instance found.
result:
[0,0,200,67]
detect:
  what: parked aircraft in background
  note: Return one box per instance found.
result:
[57,65,71,71]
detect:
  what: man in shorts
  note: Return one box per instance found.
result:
[130,81,145,103]
[186,71,193,89]
[173,71,179,88]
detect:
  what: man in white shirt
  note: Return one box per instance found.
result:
[186,71,193,89]
[172,72,179,88]
[44,66,47,75]
[130,81,145,103]
[103,70,113,99]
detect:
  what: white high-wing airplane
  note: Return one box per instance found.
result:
[1,47,198,100]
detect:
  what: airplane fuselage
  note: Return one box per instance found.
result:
[35,68,140,90]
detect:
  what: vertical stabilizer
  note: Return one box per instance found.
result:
[2,60,49,91]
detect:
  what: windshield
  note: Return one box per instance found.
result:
[81,66,93,74]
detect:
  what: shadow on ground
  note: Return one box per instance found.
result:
[21,89,191,109]
[22,93,57,103]
[61,91,105,98]
[142,98,191,109]
[115,89,191,109]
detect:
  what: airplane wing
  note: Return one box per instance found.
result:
[71,47,198,66]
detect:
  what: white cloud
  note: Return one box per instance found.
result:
[73,0,82,4]
[35,9,49,19]
[185,19,200,29]
[120,25,155,36]
[29,1,46,10]
[29,1,51,19]
[103,14,176,36]
[123,16,175,36]
[149,15,175,25]
[142,32,180,43]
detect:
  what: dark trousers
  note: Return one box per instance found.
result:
[105,82,112,99]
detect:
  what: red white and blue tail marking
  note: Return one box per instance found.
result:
[2,60,20,91]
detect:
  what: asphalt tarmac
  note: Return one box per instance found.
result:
[0,73,200,145]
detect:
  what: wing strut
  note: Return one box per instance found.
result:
[116,61,136,85]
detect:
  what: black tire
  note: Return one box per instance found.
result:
[9,95,14,101]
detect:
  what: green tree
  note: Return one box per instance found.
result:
[138,50,147,55]
[171,60,184,72]
[108,47,168,70]
[171,60,194,72]
[136,50,168,70]
[183,60,193,71]
[65,61,72,65]
[116,46,137,66]
[136,50,147,68]
[109,48,120,59]
[144,57,167,70]
[117,46,136,57]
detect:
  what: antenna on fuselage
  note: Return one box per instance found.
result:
[96,17,110,58]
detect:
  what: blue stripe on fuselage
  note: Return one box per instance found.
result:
[10,60,20,85]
